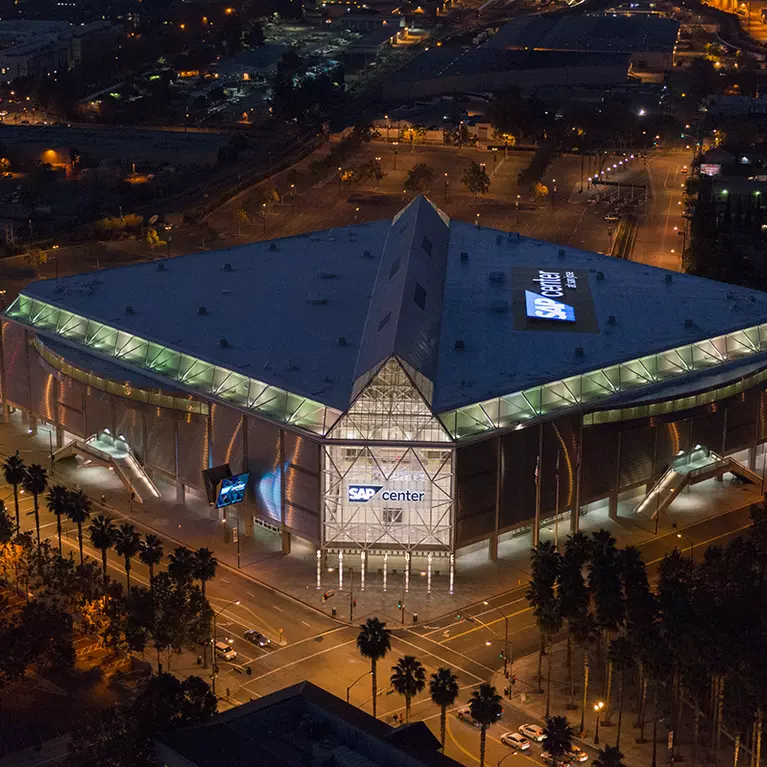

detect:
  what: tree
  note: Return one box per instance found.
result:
[543,715,575,767]
[21,600,75,673]
[167,546,195,585]
[404,163,435,194]
[67,489,92,565]
[470,683,503,767]
[391,655,426,724]
[114,523,141,595]
[594,745,626,767]
[357,617,392,720]
[570,611,599,734]
[430,667,459,750]
[3,452,26,529]
[89,515,116,584]
[607,636,634,749]
[46,484,69,557]
[139,534,164,588]
[527,540,561,692]
[244,22,265,48]
[192,548,218,600]
[462,161,490,196]
[22,463,47,544]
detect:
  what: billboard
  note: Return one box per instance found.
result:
[216,472,250,508]
[512,267,598,333]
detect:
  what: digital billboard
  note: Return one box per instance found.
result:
[216,472,250,508]
[512,267,598,333]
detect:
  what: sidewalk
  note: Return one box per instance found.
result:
[0,415,762,627]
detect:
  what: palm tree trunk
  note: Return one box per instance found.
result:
[149,562,155,586]
[693,705,700,767]
[567,633,574,707]
[12,484,19,529]
[715,676,725,767]
[580,650,590,734]
[33,495,40,544]
[125,558,131,595]
[101,548,108,584]
[480,726,487,767]
[538,631,545,693]
[441,706,447,751]
[734,734,741,767]
[756,707,763,767]
[638,675,648,742]
[372,660,377,719]
[711,674,720,753]
[405,693,411,724]
[616,670,625,749]
[546,638,553,717]
[56,514,62,557]
[603,661,613,725]
[77,523,84,564]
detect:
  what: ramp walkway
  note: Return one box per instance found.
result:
[53,430,160,503]
[635,445,760,519]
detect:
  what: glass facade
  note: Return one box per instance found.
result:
[322,444,453,551]
[440,325,767,439]
[7,295,342,436]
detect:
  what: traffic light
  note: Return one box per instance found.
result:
[511,674,517,685]
[397,600,403,610]
[499,651,504,659]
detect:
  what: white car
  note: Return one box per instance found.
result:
[519,723,547,742]
[567,746,589,763]
[501,732,531,750]
[456,707,480,727]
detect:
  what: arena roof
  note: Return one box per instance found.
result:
[13,196,767,435]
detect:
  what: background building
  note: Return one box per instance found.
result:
[4,197,767,588]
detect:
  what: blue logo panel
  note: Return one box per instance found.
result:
[524,290,576,322]
[348,485,383,502]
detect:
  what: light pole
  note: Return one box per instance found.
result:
[676,532,694,560]
[211,599,240,697]
[498,751,519,767]
[444,172,449,203]
[483,600,511,678]
[594,701,605,744]
[393,142,399,170]
[347,670,371,704]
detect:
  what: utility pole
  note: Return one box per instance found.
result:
[349,567,355,622]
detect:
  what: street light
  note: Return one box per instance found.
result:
[677,532,694,560]
[347,670,371,705]
[498,751,520,767]
[483,599,512,678]
[211,599,240,696]
[444,172,449,202]
[594,701,605,744]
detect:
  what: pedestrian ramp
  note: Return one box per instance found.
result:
[634,445,760,519]
[52,429,161,504]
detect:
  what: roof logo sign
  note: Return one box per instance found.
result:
[525,290,576,322]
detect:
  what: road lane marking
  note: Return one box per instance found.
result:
[392,635,488,681]
[444,605,533,643]
[301,620,312,627]
[242,636,358,681]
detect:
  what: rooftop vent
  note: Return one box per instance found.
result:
[318,272,337,280]
[575,346,584,358]
[596,271,605,281]
[607,315,616,326]
[491,299,508,313]
[125,306,134,315]
[337,336,348,346]
[665,273,673,284]
[455,339,465,351]
[269,243,278,251]
[363,249,373,258]
[307,294,328,305]
[157,262,166,272]
[286,360,299,371]
[460,251,469,262]
[558,248,566,259]
[218,338,229,349]
[223,263,233,272]
[488,271,506,284]
[684,318,694,329]
[197,306,207,316]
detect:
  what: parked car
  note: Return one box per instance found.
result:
[456,707,481,727]
[244,630,271,648]
[519,723,546,742]
[501,732,530,750]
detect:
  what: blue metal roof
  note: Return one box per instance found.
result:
[20,197,767,416]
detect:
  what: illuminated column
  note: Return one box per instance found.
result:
[449,553,455,595]
[316,549,322,590]
[383,552,388,591]
[427,552,433,595]
[338,551,344,590]
[360,551,366,591]
[404,552,410,593]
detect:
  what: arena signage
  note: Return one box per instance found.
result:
[512,267,598,333]
[348,485,425,503]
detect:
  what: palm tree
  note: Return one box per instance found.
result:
[469,683,503,767]
[192,547,218,599]
[167,545,195,585]
[46,484,69,557]
[22,464,47,544]
[543,715,575,767]
[593,745,626,767]
[357,617,392,719]
[391,655,426,724]
[430,667,459,750]
[608,636,634,749]
[114,522,140,595]
[3,452,26,529]
[527,540,562,693]
[89,515,116,583]
[66,488,91,565]
[139,534,164,587]
[571,612,599,734]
